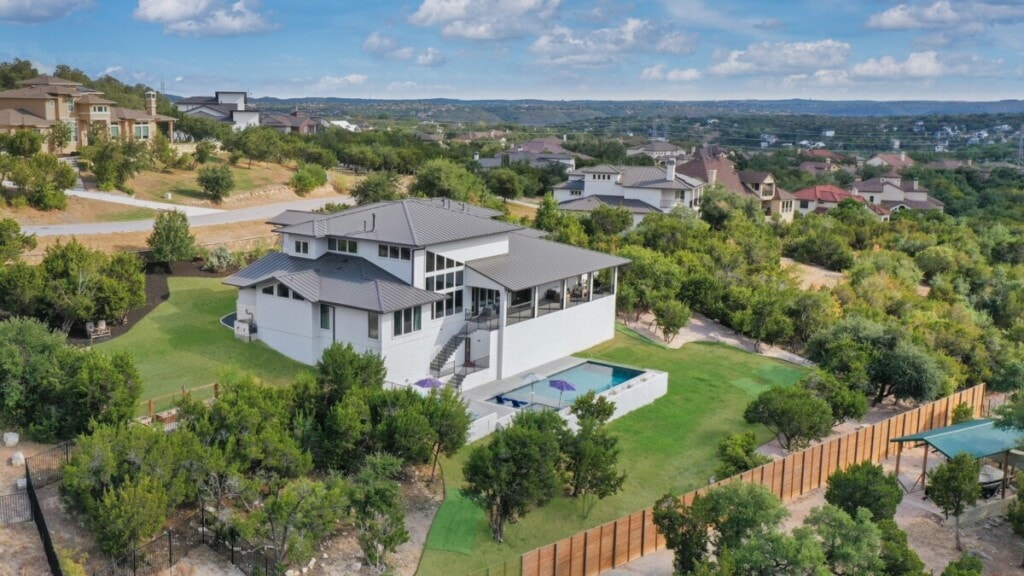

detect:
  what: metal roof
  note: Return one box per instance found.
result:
[466,231,629,291]
[275,198,519,247]
[224,251,442,313]
[267,209,324,227]
[891,419,1022,459]
[557,195,660,215]
[619,166,703,190]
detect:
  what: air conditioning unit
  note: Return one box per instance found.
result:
[234,319,258,341]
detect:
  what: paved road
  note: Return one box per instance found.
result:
[66,190,224,216]
[23,196,353,237]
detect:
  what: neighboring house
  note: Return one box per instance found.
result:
[514,137,594,161]
[451,130,507,146]
[225,198,628,391]
[798,160,840,178]
[677,147,795,222]
[0,75,174,152]
[329,120,362,132]
[865,151,915,171]
[261,110,327,135]
[801,149,844,163]
[552,160,705,227]
[626,141,683,159]
[415,131,444,145]
[175,91,260,131]
[475,150,575,171]
[791,185,890,221]
[850,174,944,212]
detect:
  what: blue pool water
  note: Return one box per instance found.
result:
[491,361,643,410]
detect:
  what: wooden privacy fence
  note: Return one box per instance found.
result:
[518,384,987,576]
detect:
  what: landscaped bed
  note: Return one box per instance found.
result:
[97,275,307,412]
[416,326,808,576]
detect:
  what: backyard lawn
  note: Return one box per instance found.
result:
[97,276,307,411]
[417,326,807,576]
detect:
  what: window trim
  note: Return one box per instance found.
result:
[368,312,379,340]
[294,240,309,255]
[320,304,331,330]
[393,306,422,336]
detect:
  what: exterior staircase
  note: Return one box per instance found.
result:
[450,371,468,390]
[430,327,469,375]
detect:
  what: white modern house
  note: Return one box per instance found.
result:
[850,175,944,212]
[552,160,705,227]
[175,91,260,131]
[225,199,629,391]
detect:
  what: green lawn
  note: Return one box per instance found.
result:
[417,326,807,576]
[98,276,307,411]
[104,206,158,222]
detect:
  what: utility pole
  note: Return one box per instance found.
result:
[1018,123,1023,167]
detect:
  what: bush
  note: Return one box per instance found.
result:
[196,164,235,204]
[289,163,328,196]
[941,554,984,576]
[825,462,903,521]
[147,210,196,264]
[76,159,91,172]
[743,386,833,450]
[951,402,974,424]
[174,152,194,170]
[194,141,216,164]
[228,151,242,165]
[203,246,232,272]
[714,432,771,479]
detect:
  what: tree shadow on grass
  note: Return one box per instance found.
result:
[168,184,208,202]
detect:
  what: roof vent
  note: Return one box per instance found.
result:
[314,219,328,238]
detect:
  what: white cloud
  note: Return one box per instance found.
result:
[0,0,92,23]
[363,32,400,54]
[852,51,1002,79]
[388,81,420,91]
[135,0,274,36]
[100,65,124,77]
[416,47,446,66]
[174,76,185,82]
[867,1,1024,30]
[409,0,560,40]
[709,39,850,76]
[641,65,701,81]
[315,74,367,89]
[782,69,851,88]
[531,19,695,67]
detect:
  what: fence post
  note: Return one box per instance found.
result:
[231,533,235,564]
[149,399,154,418]
[214,382,220,399]
[201,506,206,545]
[168,529,174,567]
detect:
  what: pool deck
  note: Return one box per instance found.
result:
[461,355,587,404]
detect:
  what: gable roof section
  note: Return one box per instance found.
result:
[792,185,859,204]
[557,195,659,215]
[275,199,519,247]
[677,149,746,196]
[0,108,54,128]
[224,251,442,313]
[466,231,629,291]
[620,166,703,190]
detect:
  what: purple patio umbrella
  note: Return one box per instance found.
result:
[414,377,445,390]
[548,379,575,408]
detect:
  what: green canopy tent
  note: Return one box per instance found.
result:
[890,418,1022,497]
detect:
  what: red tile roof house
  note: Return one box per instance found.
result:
[865,151,915,171]
[677,147,796,222]
[791,185,890,221]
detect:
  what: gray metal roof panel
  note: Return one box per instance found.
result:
[267,210,323,226]
[276,199,520,247]
[557,195,660,214]
[466,233,629,291]
[619,167,701,190]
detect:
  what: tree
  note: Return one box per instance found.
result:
[562,391,626,516]
[196,164,235,203]
[193,140,216,164]
[410,158,486,201]
[93,475,168,558]
[6,129,43,157]
[487,167,524,202]
[587,205,632,237]
[616,245,684,320]
[799,370,867,427]
[696,481,788,552]
[653,493,711,574]
[422,387,471,481]
[714,432,771,479]
[236,127,283,168]
[462,417,561,542]
[238,476,348,568]
[941,554,984,576]
[85,138,151,191]
[49,121,73,153]
[147,210,196,264]
[804,505,884,576]
[534,193,560,232]
[0,58,38,89]
[289,163,328,196]
[869,339,945,405]
[148,131,177,169]
[0,218,36,263]
[825,462,903,522]
[929,452,981,551]
[351,171,401,205]
[1008,487,1024,568]
[878,519,928,576]
[40,239,106,332]
[96,253,146,324]
[350,454,409,572]
[10,153,76,210]
[729,526,828,576]
[652,299,691,343]
[744,386,833,451]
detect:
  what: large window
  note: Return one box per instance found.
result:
[378,244,411,260]
[368,312,379,340]
[320,304,331,330]
[276,284,290,298]
[109,125,120,138]
[327,238,357,253]
[426,251,464,319]
[393,306,422,336]
[294,240,309,254]
[134,123,150,140]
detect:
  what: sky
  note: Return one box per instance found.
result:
[0,0,1023,101]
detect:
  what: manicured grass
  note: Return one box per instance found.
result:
[417,326,807,575]
[104,206,157,222]
[425,489,485,555]
[97,276,307,411]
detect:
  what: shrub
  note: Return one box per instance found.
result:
[951,402,974,424]
[196,164,235,204]
[289,163,328,196]
[147,210,196,264]
[203,246,232,272]
[714,432,771,479]
[228,151,242,165]
[825,462,903,521]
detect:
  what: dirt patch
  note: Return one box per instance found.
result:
[317,464,445,576]
[0,197,156,225]
[781,257,847,290]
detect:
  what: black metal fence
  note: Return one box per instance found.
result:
[25,442,76,488]
[92,507,278,576]
[0,490,32,524]
[26,463,64,575]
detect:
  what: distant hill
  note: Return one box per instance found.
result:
[169,96,1024,125]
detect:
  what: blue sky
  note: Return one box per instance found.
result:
[1,0,1022,101]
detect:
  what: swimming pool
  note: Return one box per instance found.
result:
[491,361,644,410]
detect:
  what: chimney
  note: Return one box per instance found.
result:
[913,179,918,190]
[563,134,567,142]
[473,151,479,161]
[363,220,367,231]
[709,169,717,185]
[371,213,376,230]
[145,90,157,116]
[900,151,906,162]
[665,158,676,181]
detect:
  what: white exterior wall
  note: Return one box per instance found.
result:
[583,176,623,197]
[364,241,416,284]
[232,110,261,131]
[621,187,663,209]
[236,287,257,325]
[216,92,246,109]
[430,235,509,265]
[253,291,318,364]
[379,305,435,386]
[317,305,383,360]
[282,233,320,259]
[500,296,616,377]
